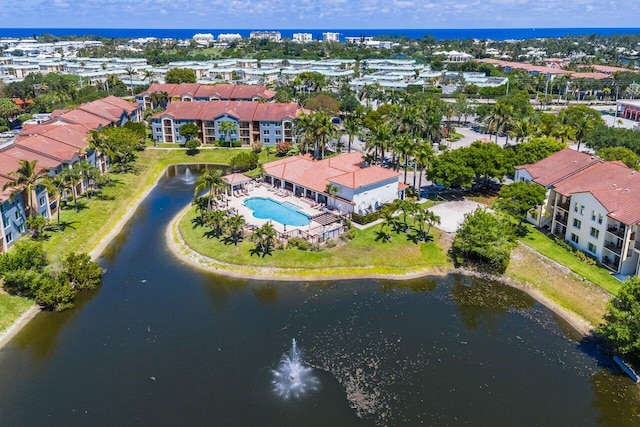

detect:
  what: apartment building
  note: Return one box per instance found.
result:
[0,96,141,251]
[136,83,276,109]
[150,101,301,146]
[515,149,640,276]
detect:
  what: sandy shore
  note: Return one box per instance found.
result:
[166,206,596,337]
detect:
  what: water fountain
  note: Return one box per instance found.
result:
[182,167,195,184]
[272,339,319,400]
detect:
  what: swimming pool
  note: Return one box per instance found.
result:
[243,197,310,227]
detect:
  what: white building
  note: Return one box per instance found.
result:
[515,148,640,276]
[323,32,340,42]
[263,152,405,215]
[218,33,242,43]
[293,33,313,43]
[249,31,282,42]
[193,33,215,46]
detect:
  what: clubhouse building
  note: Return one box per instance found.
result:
[263,152,405,215]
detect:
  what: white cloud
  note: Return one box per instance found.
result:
[3,0,639,29]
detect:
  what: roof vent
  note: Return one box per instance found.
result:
[625,188,630,192]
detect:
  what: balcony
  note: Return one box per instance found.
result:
[635,240,640,251]
[555,214,568,225]
[604,241,623,255]
[602,256,619,271]
[556,200,570,211]
[607,226,625,239]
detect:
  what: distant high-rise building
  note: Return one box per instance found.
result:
[293,33,313,43]
[250,31,282,42]
[323,32,340,42]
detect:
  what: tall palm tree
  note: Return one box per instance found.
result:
[394,134,414,184]
[342,115,363,154]
[413,140,434,192]
[142,69,155,86]
[62,165,82,213]
[312,111,336,159]
[2,160,48,217]
[510,118,536,144]
[42,174,66,225]
[124,66,136,96]
[194,169,225,209]
[366,122,392,165]
[218,121,237,148]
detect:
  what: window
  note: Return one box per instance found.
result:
[264,139,270,144]
[14,210,19,219]
[275,130,282,135]
[580,205,585,215]
[19,224,25,233]
[591,211,596,221]
[6,232,12,243]
[571,233,579,244]
[263,130,269,135]
[587,242,597,254]
[574,203,578,213]
[590,227,600,238]
[39,196,45,207]
[573,218,581,229]
[598,214,603,224]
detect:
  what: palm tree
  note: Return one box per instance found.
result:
[194,169,225,209]
[62,166,82,212]
[2,160,48,217]
[205,209,228,238]
[142,69,155,86]
[413,140,434,192]
[366,122,392,165]
[394,134,414,184]
[42,174,66,225]
[0,98,20,128]
[252,222,277,256]
[218,121,237,148]
[413,209,441,241]
[226,214,246,245]
[310,111,336,159]
[124,66,136,96]
[510,118,536,144]
[342,115,363,154]
[379,207,395,242]
[149,91,169,110]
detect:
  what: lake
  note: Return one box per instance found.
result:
[0,165,638,426]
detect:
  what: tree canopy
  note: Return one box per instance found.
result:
[598,276,640,360]
[165,68,197,84]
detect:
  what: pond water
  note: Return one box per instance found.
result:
[0,165,638,426]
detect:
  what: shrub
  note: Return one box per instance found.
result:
[325,239,337,248]
[251,140,263,153]
[276,141,293,155]
[232,140,242,148]
[352,211,381,225]
[62,252,103,290]
[230,151,259,172]
[340,228,356,241]
[287,237,310,251]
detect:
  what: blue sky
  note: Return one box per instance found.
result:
[2,0,638,29]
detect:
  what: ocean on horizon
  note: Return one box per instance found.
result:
[0,27,638,41]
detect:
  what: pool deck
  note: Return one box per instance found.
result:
[226,184,328,234]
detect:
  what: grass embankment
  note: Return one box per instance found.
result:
[0,148,245,335]
[41,149,244,262]
[519,225,622,294]
[178,206,450,277]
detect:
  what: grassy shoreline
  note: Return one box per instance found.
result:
[1,147,614,342]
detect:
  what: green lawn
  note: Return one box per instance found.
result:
[178,206,450,276]
[0,293,33,334]
[40,148,249,263]
[519,225,622,295]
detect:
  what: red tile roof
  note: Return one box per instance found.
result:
[141,83,275,101]
[264,152,399,193]
[519,149,640,225]
[15,135,80,163]
[154,100,301,122]
[515,148,600,187]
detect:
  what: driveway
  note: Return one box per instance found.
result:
[427,199,484,233]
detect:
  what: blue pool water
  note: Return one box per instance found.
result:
[244,197,310,226]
